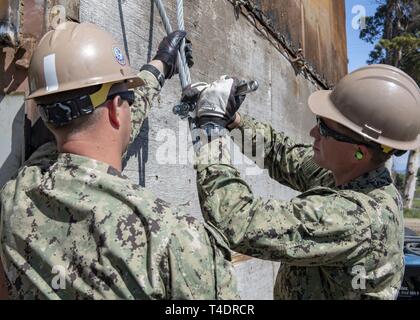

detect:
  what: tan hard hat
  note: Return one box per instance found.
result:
[308,64,420,151]
[27,21,143,106]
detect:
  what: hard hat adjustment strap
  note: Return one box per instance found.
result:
[380,145,394,154]
[89,82,114,108]
[38,89,135,127]
[38,96,95,126]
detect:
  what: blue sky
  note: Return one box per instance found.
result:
[345,0,379,72]
[345,0,409,172]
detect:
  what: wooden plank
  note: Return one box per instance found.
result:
[253,0,348,85]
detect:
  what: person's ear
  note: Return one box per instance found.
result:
[107,95,122,129]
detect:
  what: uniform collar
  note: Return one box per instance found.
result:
[337,166,392,190]
[57,153,126,178]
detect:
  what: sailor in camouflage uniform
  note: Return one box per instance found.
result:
[183,66,420,299]
[0,22,238,300]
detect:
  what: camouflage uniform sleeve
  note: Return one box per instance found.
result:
[0,254,9,299]
[195,137,371,266]
[163,215,239,299]
[129,70,161,144]
[234,114,334,191]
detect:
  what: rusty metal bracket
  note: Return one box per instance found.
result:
[15,36,36,69]
[0,0,35,69]
[232,0,248,19]
[0,0,20,47]
[0,22,18,47]
[290,49,306,69]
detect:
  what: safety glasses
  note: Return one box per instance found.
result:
[316,117,366,145]
[316,117,403,155]
[108,91,135,106]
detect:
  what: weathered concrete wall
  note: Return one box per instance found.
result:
[0,94,25,188]
[0,1,80,187]
[1,0,47,190]
[0,0,347,300]
[79,0,335,299]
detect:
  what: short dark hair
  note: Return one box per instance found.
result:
[44,107,104,136]
[370,148,392,165]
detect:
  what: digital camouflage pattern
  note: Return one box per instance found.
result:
[0,70,238,300]
[195,114,405,300]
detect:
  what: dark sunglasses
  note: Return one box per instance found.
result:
[316,117,367,145]
[108,91,135,106]
[316,117,405,156]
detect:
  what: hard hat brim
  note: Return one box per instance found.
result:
[26,74,144,101]
[308,90,420,150]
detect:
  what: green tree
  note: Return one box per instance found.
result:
[394,173,406,193]
[360,0,420,83]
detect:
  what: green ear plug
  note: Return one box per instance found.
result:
[355,150,364,160]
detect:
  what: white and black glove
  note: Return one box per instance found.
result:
[181,75,246,129]
[180,81,210,104]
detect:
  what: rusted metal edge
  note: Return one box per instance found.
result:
[228,0,332,89]
[0,0,20,47]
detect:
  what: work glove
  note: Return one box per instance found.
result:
[153,30,194,79]
[181,76,246,128]
[180,81,210,104]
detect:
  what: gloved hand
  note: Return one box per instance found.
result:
[153,30,194,79]
[182,76,246,128]
[180,82,210,104]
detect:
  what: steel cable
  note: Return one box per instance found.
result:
[153,0,190,88]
